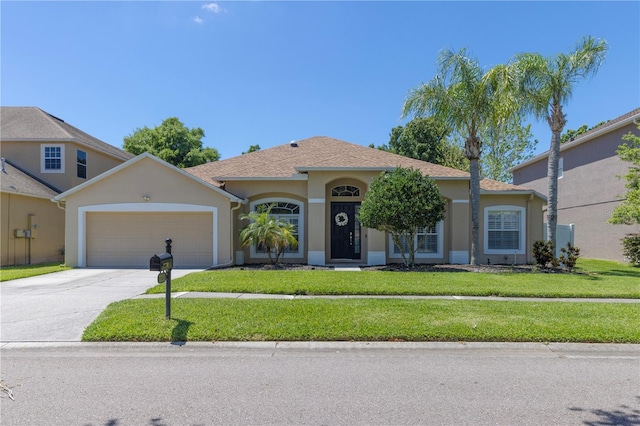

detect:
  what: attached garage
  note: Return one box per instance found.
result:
[53,153,245,268]
[86,211,214,268]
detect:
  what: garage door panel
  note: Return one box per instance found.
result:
[86,212,213,268]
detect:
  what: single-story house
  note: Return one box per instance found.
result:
[511,108,640,262]
[53,136,546,268]
[1,107,133,266]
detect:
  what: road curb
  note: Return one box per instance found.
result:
[2,341,639,356]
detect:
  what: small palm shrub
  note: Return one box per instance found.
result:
[533,240,555,267]
[239,205,298,264]
[622,234,640,266]
[559,242,581,271]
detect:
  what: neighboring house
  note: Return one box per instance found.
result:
[1,107,133,266]
[53,136,546,268]
[511,108,640,262]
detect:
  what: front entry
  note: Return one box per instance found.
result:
[330,202,361,260]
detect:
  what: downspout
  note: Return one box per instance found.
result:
[27,214,34,265]
[208,201,243,269]
[7,193,14,266]
[527,193,533,264]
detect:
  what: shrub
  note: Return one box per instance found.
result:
[533,240,555,267]
[622,233,640,266]
[559,242,581,271]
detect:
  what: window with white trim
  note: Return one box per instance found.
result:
[77,150,87,179]
[41,144,65,173]
[389,221,444,259]
[484,206,526,254]
[249,199,304,258]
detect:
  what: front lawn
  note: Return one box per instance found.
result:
[84,258,640,343]
[0,263,70,282]
[82,298,640,343]
[145,259,640,299]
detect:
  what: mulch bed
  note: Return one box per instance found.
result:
[220,263,569,273]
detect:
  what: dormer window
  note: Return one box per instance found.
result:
[41,144,65,173]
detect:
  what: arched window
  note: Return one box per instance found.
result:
[249,198,304,258]
[331,185,360,197]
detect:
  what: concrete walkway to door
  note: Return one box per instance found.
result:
[0,268,200,343]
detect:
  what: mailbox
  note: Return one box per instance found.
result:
[150,253,173,271]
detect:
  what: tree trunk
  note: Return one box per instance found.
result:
[407,229,417,268]
[469,158,481,265]
[391,233,409,267]
[546,135,560,250]
[546,105,567,250]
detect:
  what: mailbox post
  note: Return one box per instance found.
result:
[149,238,173,319]
[165,238,172,319]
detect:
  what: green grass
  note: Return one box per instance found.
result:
[84,258,640,343]
[0,263,71,282]
[83,298,640,343]
[146,259,640,298]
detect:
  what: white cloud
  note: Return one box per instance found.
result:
[202,3,224,14]
[193,16,204,24]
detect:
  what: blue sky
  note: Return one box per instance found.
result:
[2,1,639,161]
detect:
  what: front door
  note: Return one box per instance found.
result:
[330,202,361,260]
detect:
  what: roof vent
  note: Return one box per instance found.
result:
[290,140,298,147]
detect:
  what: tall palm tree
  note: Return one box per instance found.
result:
[514,36,608,248]
[403,48,512,265]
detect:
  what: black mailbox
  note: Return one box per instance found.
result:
[150,253,173,271]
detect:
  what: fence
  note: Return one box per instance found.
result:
[543,224,575,257]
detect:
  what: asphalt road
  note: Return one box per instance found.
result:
[1,342,639,425]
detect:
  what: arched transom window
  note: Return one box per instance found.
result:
[331,185,360,197]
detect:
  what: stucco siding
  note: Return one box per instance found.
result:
[512,118,640,261]
[62,157,233,267]
[512,158,547,195]
[479,194,542,264]
[1,193,65,266]
[1,141,127,192]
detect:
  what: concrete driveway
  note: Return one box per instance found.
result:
[1,268,200,342]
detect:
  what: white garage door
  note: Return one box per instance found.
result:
[86,212,213,268]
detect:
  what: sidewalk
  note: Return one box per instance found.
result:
[133,292,640,303]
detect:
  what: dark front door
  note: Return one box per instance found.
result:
[331,202,361,260]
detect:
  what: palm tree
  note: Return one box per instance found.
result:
[239,205,298,264]
[403,48,513,265]
[513,36,608,248]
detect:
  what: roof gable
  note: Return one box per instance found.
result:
[0,107,133,161]
[53,152,246,203]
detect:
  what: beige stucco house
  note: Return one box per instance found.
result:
[511,107,640,262]
[54,136,546,268]
[1,107,133,265]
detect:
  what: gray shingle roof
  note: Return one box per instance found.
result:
[0,159,60,199]
[0,107,133,161]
